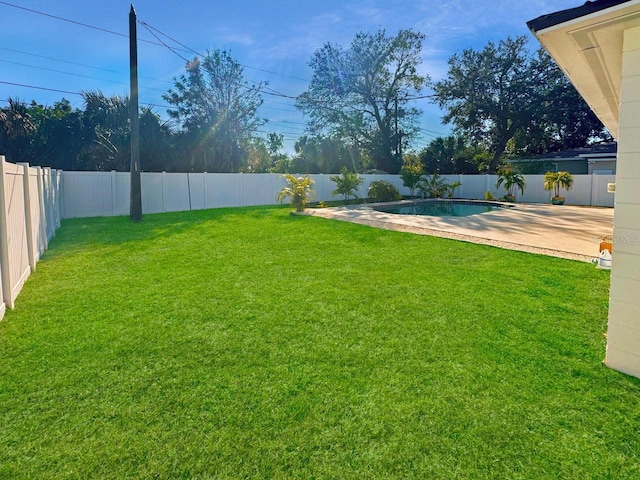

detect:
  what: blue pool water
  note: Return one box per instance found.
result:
[373,200,510,217]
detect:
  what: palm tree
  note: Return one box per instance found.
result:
[82,91,131,171]
[495,168,526,200]
[544,171,574,203]
[0,98,36,163]
[277,174,316,212]
[418,173,459,198]
[330,167,363,204]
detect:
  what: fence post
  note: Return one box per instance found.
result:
[36,166,48,251]
[111,170,117,216]
[18,163,37,272]
[0,157,13,309]
[203,172,208,209]
[162,171,167,213]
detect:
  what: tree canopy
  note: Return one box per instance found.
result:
[296,29,428,174]
[164,49,266,172]
[432,36,609,173]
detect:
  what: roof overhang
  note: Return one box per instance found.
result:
[528,0,640,139]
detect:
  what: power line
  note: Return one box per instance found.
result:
[0,46,121,74]
[137,19,191,64]
[136,17,310,83]
[0,46,174,85]
[0,80,80,96]
[0,80,173,111]
[0,58,167,93]
[0,1,129,38]
[1,1,308,96]
[0,1,181,50]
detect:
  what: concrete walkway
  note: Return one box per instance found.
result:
[305,201,614,262]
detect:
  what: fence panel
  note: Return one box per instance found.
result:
[20,164,46,269]
[50,169,63,228]
[519,175,548,203]
[186,173,205,210]
[0,159,31,309]
[162,173,191,212]
[62,171,114,218]
[0,159,61,313]
[141,172,163,214]
[568,175,594,206]
[0,262,4,319]
[113,172,130,216]
[240,173,275,206]
[205,173,241,208]
[42,168,55,241]
[453,174,490,199]
[592,174,616,207]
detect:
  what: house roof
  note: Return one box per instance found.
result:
[527,0,632,32]
[511,142,617,162]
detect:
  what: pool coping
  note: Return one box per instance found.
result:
[302,200,615,263]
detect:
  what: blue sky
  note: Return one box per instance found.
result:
[0,0,580,154]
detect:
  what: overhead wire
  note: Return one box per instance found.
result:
[0,2,440,150]
[0,59,167,93]
[0,46,175,85]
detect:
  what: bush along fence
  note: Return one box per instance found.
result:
[0,156,61,318]
[59,171,616,219]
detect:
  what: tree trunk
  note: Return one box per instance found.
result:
[488,137,509,173]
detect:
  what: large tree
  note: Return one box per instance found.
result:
[296,29,427,174]
[290,135,364,174]
[506,49,611,156]
[432,36,608,173]
[164,50,265,172]
[418,135,487,174]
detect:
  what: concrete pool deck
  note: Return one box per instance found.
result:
[304,201,614,262]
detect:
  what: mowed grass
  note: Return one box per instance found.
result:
[1,206,639,479]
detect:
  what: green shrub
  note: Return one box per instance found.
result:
[276,174,316,212]
[484,191,496,201]
[367,180,401,202]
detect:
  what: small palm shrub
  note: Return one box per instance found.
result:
[330,167,364,204]
[418,174,460,198]
[496,167,526,201]
[276,174,316,212]
[484,191,497,201]
[544,171,574,202]
[367,180,401,202]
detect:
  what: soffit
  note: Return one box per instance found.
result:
[530,0,640,139]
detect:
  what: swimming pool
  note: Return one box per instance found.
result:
[372,200,512,217]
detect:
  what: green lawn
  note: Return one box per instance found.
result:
[1,206,638,479]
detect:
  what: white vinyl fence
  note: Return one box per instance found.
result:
[0,164,615,315]
[0,157,61,318]
[60,171,616,219]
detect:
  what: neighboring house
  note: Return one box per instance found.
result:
[510,142,618,174]
[528,0,640,379]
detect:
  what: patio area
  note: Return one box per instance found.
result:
[306,201,615,262]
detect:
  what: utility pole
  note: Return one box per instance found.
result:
[394,97,399,163]
[394,97,405,166]
[129,4,142,221]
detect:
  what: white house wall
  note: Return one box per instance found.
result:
[605,25,640,378]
